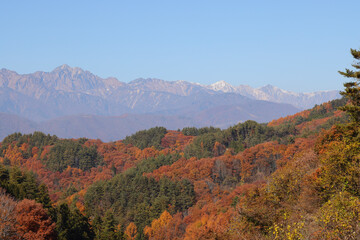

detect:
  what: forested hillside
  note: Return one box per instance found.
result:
[0,49,358,239]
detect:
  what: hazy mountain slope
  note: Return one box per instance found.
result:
[40,97,297,141]
[193,100,298,128]
[39,114,196,141]
[0,113,37,139]
[0,99,297,141]
[0,112,196,141]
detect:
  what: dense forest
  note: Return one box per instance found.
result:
[0,48,359,239]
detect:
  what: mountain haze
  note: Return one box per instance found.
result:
[0,65,340,140]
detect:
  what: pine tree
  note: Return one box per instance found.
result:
[56,203,72,240]
[97,210,118,240]
[70,209,95,240]
[0,165,9,182]
[338,48,360,123]
[36,184,52,209]
[56,203,94,240]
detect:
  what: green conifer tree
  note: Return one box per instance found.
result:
[338,48,360,123]
[56,204,72,240]
[56,203,94,240]
[98,210,119,240]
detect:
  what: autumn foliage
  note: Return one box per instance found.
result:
[15,199,56,240]
[0,62,358,240]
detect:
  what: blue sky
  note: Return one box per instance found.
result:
[1,0,359,92]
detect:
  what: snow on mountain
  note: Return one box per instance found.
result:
[204,81,340,109]
[209,80,236,93]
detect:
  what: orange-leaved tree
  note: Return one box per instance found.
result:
[125,222,138,240]
[15,199,56,240]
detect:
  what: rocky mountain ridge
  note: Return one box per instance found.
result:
[0,65,341,141]
[1,65,340,110]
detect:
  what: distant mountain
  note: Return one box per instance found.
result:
[0,65,341,140]
[0,66,129,120]
[0,113,37,138]
[206,81,340,109]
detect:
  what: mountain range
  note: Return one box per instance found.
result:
[0,65,341,141]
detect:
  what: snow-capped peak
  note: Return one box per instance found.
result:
[209,80,235,93]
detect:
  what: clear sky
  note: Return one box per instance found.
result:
[1,0,359,92]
